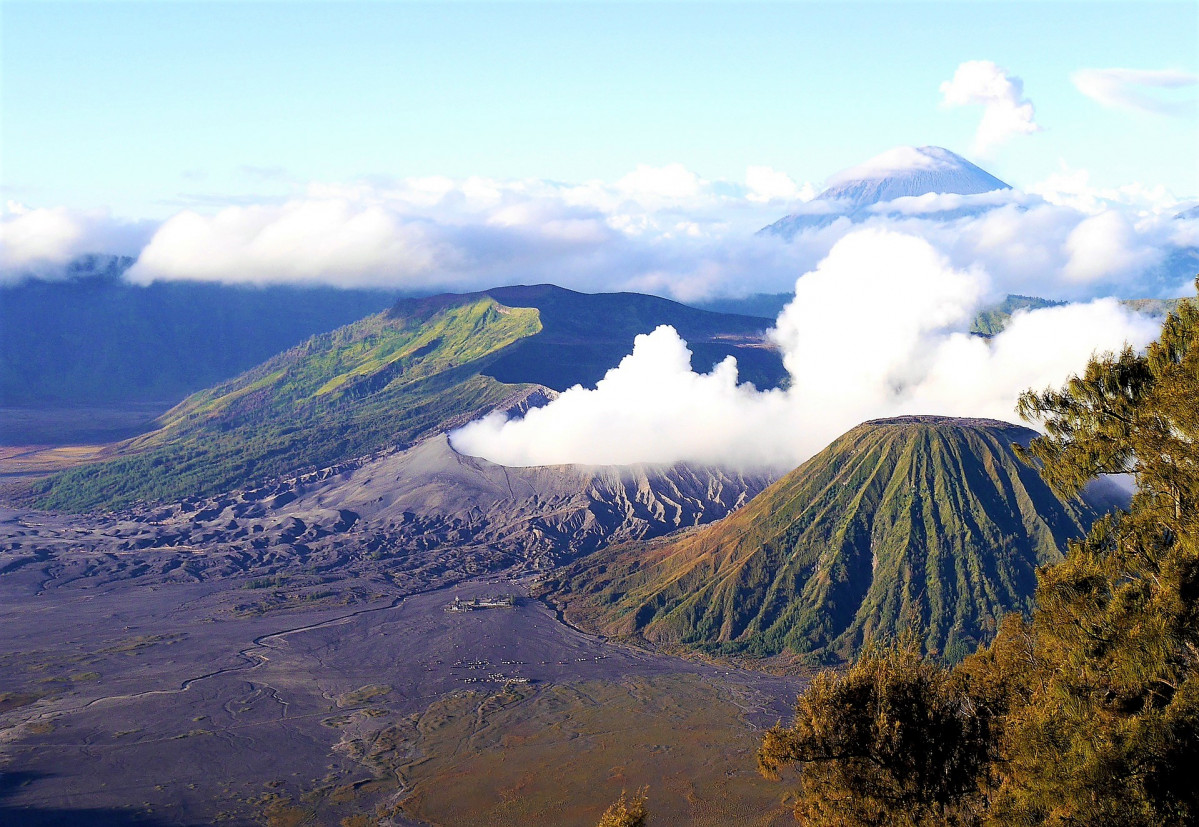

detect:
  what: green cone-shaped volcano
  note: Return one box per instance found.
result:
[547,416,1128,663]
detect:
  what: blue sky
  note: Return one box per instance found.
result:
[4,1,1197,217]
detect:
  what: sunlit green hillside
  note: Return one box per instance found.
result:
[546,416,1127,664]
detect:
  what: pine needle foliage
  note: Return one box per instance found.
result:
[758,639,994,826]
[986,287,1199,824]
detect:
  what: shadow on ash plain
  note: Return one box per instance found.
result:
[0,542,805,826]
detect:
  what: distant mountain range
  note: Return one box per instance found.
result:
[543,416,1128,664]
[689,292,1066,332]
[1,261,782,411]
[27,285,782,511]
[761,146,1012,239]
[0,255,398,407]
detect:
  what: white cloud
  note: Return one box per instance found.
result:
[745,166,814,203]
[0,203,153,281]
[1,204,84,269]
[615,163,706,204]
[452,229,1161,470]
[121,168,825,296]
[865,188,1024,216]
[940,61,1041,155]
[1072,68,1198,116]
[8,158,1195,302]
[127,200,457,287]
[1063,211,1162,284]
[1029,162,1179,215]
[779,194,1193,302]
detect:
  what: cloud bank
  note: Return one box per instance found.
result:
[4,159,1194,302]
[114,174,1199,302]
[940,61,1042,155]
[450,229,1161,470]
[1072,68,1198,117]
[0,202,153,280]
[117,170,821,302]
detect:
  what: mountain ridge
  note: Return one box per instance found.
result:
[24,285,784,511]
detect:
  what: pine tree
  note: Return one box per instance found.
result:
[758,641,994,826]
[985,291,1199,824]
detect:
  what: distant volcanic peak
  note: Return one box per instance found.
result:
[818,146,1011,208]
[761,146,1011,239]
[825,146,981,185]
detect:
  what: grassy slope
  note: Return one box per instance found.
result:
[33,297,541,510]
[546,417,1118,664]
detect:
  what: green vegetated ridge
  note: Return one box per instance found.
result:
[688,293,1066,335]
[33,296,541,510]
[973,296,1184,337]
[31,284,782,512]
[546,416,1126,664]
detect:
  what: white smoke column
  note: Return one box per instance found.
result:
[767,230,986,453]
[450,229,1160,470]
[904,300,1160,418]
[451,327,792,468]
[940,61,1041,155]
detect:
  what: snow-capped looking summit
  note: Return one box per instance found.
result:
[820,146,1010,209]
[762,146,1011,239]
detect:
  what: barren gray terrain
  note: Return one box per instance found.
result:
[0,438,800,826]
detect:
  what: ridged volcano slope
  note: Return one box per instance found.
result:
[546,416,1129,663]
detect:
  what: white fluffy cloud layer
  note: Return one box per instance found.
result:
[1073,68,1198,117]
[940,61,1042,155]
[785,189,1193,301]
[450,230,1161,470]
[120,171,823,301]
[0,202,153,280]
[4,161,1194,302]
